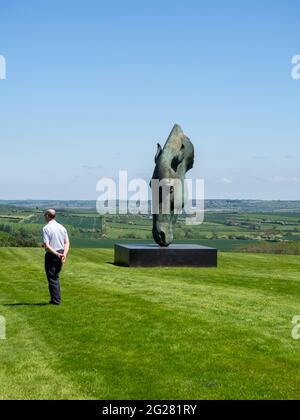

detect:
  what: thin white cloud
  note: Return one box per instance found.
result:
[252,156,268,160]
[217,178,233,184]
[81,164,103,170]
[270,176,300,183]
[285,155,299,160]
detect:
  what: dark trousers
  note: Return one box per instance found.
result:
[45,252,63,304]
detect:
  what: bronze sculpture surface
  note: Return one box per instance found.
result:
[151,124,195,247]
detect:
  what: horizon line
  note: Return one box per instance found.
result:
[1,199,300,203]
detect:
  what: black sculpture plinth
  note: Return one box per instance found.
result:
[114,244,218,268]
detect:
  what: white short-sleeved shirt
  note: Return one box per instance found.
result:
[43,220,69,252]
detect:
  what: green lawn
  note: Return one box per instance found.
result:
[0,248,299,400]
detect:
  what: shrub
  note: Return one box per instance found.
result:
[237,241,300,255]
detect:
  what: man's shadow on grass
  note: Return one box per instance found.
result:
[0,303,49,307]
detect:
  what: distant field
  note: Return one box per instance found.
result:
[0,248,299,399]
[25,213,104,230]
[1,203,300,252]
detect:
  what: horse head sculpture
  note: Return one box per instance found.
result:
[151,124,195,247]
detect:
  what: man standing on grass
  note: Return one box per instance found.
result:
[42,209,70,306]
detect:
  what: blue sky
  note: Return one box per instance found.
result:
[0,0,299,200]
